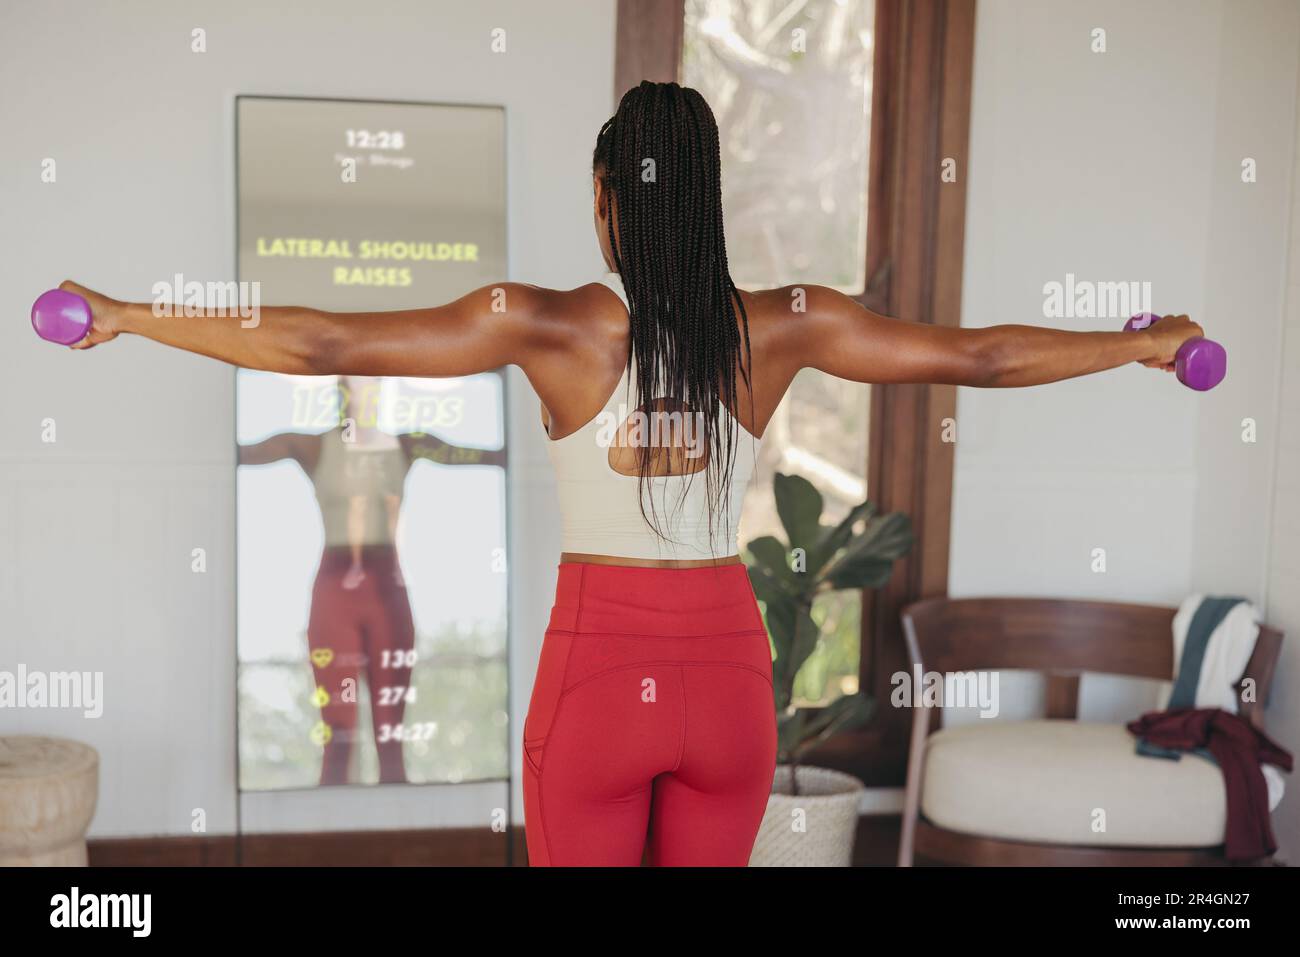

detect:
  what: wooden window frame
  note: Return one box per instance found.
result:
[614,0,977,787]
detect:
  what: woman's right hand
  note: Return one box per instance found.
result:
[1139,314,1204,371]
[59,280,124,350]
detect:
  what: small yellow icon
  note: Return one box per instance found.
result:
[310,721,333,746]
[311,686,330,708]
[310,648,334,668]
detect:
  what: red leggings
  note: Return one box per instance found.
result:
[307,545,415,786]
[523,562,777,866]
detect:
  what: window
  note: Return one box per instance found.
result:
[682,0,875,706]
[681,0,874,292]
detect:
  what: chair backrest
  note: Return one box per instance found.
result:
[900,597,1283,728]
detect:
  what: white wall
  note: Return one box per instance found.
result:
[0,0,614,837]
[952,0,1300,853]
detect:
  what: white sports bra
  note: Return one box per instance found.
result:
[544,271,763,561]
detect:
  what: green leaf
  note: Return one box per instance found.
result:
[824,554,900,590]
[760,591,795,657]
[774,472,824,550]
[847,511,913,561]
[779,607,821,704]
[746,563,789,608]
[745,535,799,587]
[810,499,876,572]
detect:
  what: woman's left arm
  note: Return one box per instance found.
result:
[788,285,1202,387]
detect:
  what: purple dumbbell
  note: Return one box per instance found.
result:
[1124,312,1226,392]
[31,288,93,345]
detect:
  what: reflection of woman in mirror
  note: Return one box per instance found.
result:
[237,375,507,786]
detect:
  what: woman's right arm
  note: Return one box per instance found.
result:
[61,280,566,378]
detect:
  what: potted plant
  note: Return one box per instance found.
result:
[745,472,912,866]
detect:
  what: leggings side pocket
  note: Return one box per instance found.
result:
[523,632,574,775]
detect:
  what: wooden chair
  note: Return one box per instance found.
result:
[897,597,1284,866]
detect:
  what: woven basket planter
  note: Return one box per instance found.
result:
[749,764,863,867]
[0,737,99,866]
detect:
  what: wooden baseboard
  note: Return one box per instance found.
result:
[89,817,899,867]
[853,814,902,866]
[89,827,528,867]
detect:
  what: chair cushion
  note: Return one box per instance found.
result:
[921,719,1254,848]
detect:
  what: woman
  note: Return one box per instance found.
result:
[59,81,1203,866]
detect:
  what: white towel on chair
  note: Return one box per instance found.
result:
[1164,595,1259,712]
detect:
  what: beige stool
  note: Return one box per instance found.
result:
[0,736,99,866]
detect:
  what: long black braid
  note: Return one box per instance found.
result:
[592,81,753,550]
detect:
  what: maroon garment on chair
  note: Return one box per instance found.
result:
[1126,708,1292,861]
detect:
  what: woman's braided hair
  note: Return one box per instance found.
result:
[592,81,753,549]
